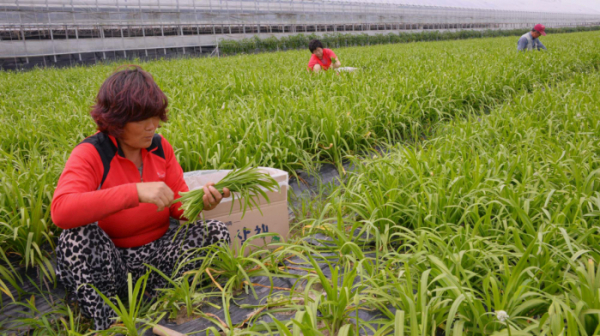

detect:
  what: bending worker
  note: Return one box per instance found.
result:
[517,24,547,51]
[307,39,341,73]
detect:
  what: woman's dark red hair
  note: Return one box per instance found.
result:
[91,65,168,137]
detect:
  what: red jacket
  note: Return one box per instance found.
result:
[51,132,188,248]
[307,48,337,71]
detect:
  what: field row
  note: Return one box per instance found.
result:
[293,70,600,335]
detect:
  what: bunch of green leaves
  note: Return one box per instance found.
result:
[177,165,280,221]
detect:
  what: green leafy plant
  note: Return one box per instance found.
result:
[302,255,366,336]
[196,233,295,298]
[146,262,221,323]
[91,272,165,335]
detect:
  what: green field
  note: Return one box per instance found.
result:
[1,31,600,335]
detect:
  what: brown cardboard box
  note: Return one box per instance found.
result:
[182,167,289,251]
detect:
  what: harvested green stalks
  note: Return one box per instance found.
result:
[177,166,280,221]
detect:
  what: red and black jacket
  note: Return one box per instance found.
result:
[51,132,188,248]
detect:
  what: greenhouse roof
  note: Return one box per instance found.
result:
[328,0,600,14]
[8,0,600,15]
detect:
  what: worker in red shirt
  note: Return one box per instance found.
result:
[307,39,341,73]
[52,65,231,330]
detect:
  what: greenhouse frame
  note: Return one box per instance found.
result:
[2,0,600,69]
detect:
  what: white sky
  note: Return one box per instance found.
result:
[397,0,600,14]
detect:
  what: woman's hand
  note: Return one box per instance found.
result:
[136,182,174,212]
[203,182,231,211]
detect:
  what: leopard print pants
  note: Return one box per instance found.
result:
[55,220,230,330]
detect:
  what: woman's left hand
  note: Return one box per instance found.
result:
[202,183,231,211]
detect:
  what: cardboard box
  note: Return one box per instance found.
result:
[182,167,289,251]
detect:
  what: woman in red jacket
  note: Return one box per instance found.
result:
[307,39,341,73]
[52,65,230,330]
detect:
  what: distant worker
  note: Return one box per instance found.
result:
[307,39,341,73]
[517,24,547,51]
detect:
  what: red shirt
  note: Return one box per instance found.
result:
[307,48,337,71]
[51,132,188,248]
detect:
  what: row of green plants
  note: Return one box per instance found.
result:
[219,25,600,55]
[1,32,600,300]
[6,52,600,336]
[318,70,600,335]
